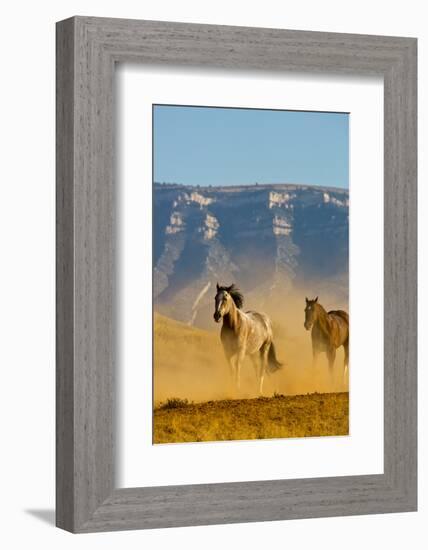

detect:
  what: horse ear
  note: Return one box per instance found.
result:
[305,297,308,303]
[216,282,220,291]
[227,284,234,292]
[315,296,318,303]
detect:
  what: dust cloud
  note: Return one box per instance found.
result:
[153,285,349,405]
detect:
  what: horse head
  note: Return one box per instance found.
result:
[214,283,243,323]
[304,296,318,330]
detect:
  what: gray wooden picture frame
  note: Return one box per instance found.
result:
[56,16,417,533]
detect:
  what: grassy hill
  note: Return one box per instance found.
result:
[154,311,218,348]
[153,312,227,404]
[154,392,349,444]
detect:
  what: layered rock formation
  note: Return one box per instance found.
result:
[153,183,349,327]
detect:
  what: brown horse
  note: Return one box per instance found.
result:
[304,297,349,384]
[214,283,282,395]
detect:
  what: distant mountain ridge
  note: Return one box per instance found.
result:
[153,182,349,328]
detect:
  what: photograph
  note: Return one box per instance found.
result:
[152,104,350,444]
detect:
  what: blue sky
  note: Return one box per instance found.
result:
[153,105,349,189]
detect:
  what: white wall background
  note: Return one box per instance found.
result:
[0,1,424,548]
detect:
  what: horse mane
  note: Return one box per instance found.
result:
[328,310,349,323]
[218,284,244,309]
[315,305,349,335]
[314,302,331,334]
[328,309,349,325]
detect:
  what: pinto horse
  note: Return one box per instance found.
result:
[213,284,282,395]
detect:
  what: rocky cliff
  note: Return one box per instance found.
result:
[153,183,349,327]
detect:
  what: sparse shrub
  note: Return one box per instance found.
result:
[159,397,190,410]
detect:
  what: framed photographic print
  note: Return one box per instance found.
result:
[150,104,351,446]
[56,17,417,532]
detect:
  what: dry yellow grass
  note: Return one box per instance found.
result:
[154,392,349,444]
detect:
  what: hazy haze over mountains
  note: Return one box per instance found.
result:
[153,182,349,328]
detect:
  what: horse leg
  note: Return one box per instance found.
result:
[326,347,336,387]
[224,348,237,395]
[250,354,260,382]
[343,341,349,386]
[312,346,319,369]
[230,356,237,389]
[224,350,235,384]
[258,345,269,396]
[235,348,246,392]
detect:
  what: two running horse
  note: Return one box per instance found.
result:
[213,284,349,393]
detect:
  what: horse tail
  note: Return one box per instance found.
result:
[268,341,282,373]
